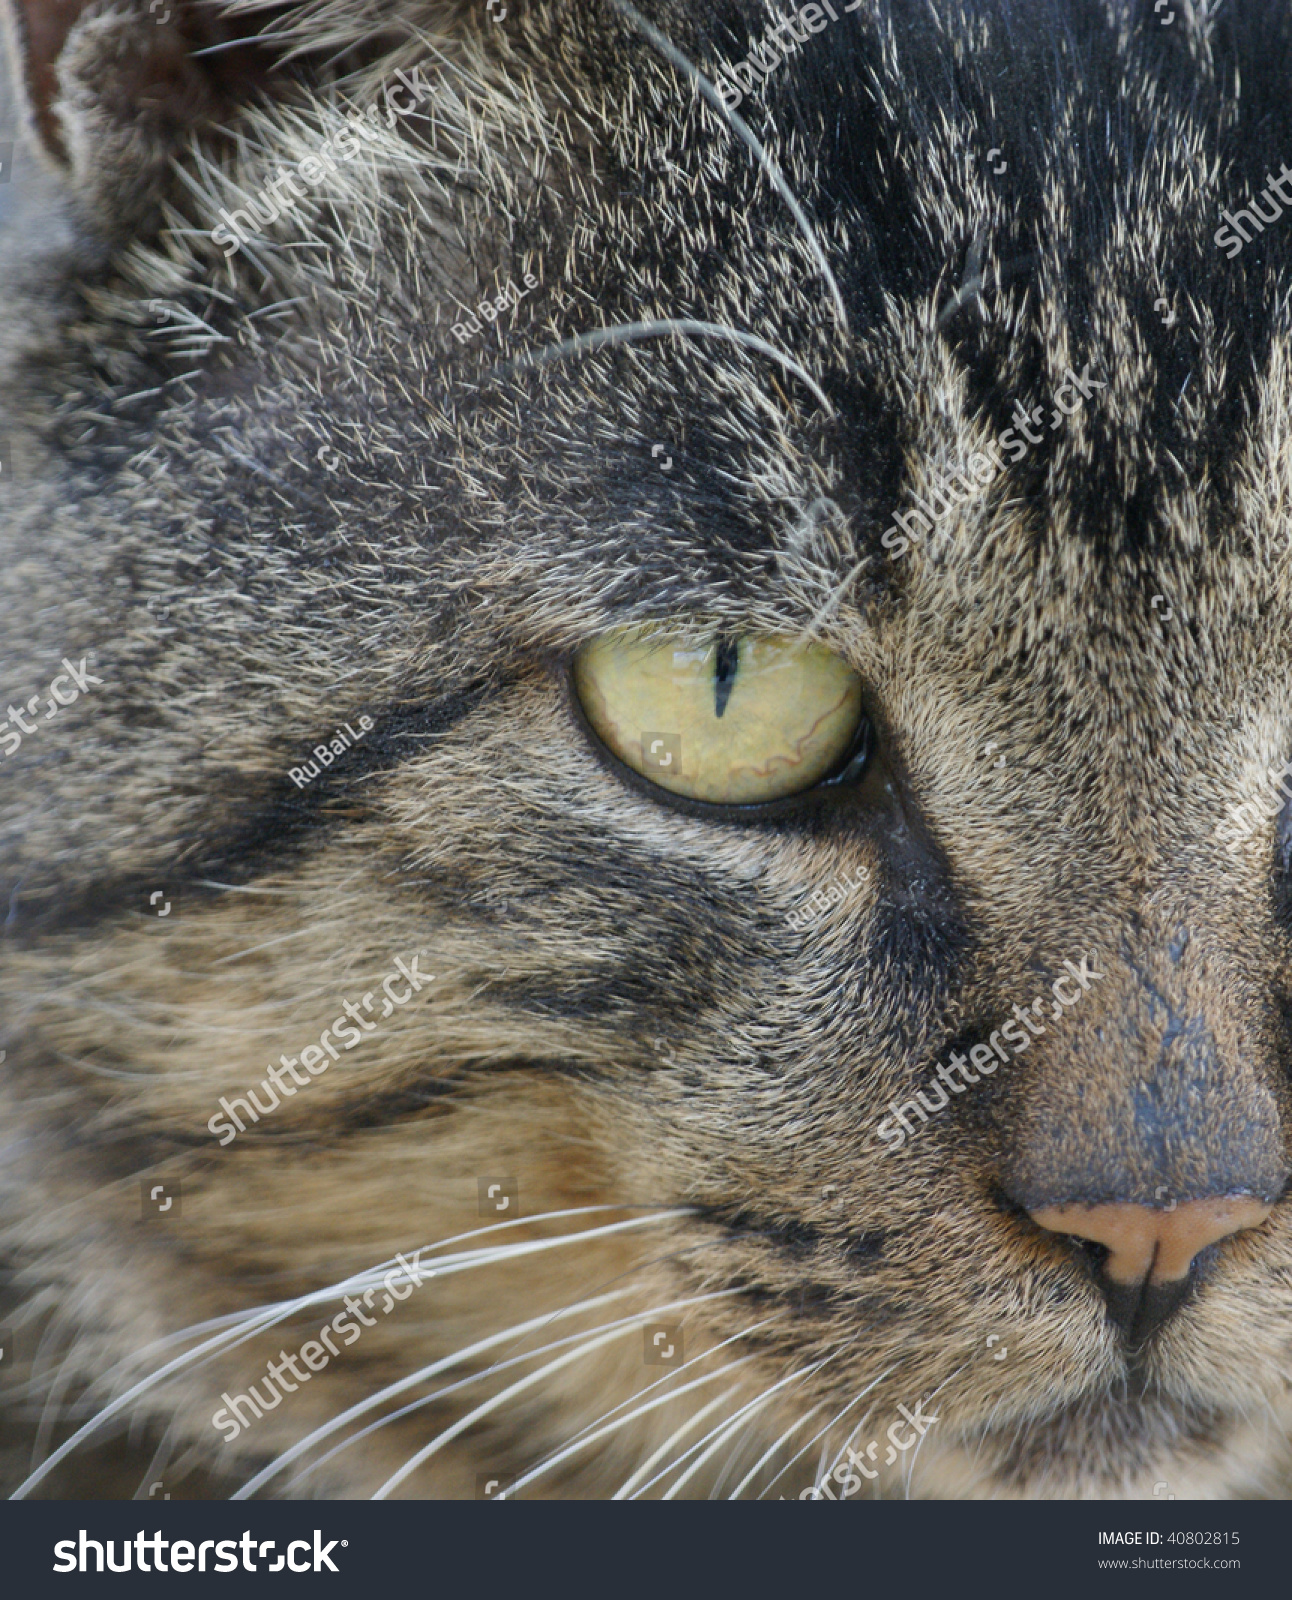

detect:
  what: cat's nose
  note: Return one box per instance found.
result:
[1027,1197,1274,1344]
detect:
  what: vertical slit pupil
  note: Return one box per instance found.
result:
[714,636,739,719]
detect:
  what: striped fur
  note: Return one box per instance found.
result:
[2,0,1292,1497]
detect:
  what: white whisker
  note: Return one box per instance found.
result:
[709,1408,772,1499]
[29,1336,93,1477]
[902,1361,969,1498]
[13,1206,688,1499]
[241,1290,742,1499]
[132,1419,182,1502]
[751,1360,896,1499]
[627,1351,840,1500]
[516,1314,782,1481]
[818,1406,877,1493]
[801,1351,925,1498]
[762,1359,902,1501]
[235,1289,649,1498]
[503,1358,759,1498]
[606,1388,748,1500]
[802,553,872,638]
[790,1376,885,1500]
[260,1280,758,1494]
[658,1355,837,1500]
[497,318,835,418]
[370,1289,746,1499]
[724,1402,828,1501]
[629,1395,798,1501]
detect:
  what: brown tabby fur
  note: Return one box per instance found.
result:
[1,0,1292,1499]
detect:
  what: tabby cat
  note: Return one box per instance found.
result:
[2,0,1291,1501]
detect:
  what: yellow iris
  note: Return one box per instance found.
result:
[573,627,865,805]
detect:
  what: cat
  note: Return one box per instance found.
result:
[1,0,1292,1501]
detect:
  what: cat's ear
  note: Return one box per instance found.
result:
[0,1,312,228]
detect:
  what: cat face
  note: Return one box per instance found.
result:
[2,0,1292,1500]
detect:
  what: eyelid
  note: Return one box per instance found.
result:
[569,680,874,823]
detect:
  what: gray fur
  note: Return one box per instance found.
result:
[2,0,1292,1498]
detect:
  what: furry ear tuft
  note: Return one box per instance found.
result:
[1,0,315,229]
[4,0,91,161]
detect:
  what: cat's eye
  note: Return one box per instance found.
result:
[572,626,868,806]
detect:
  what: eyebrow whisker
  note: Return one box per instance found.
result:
[606,0,850,339]
[492,317,835,418]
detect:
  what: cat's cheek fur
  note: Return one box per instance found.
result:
[5,0,1292,1508]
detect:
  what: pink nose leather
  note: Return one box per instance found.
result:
[1029,1197,1273,1285]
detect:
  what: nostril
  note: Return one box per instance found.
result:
[1029,1197,1274,1287]
[1068,1235,1111,1275]
[1024,1196,1274,1345]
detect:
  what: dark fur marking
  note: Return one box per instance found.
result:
[0,682,498,941]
